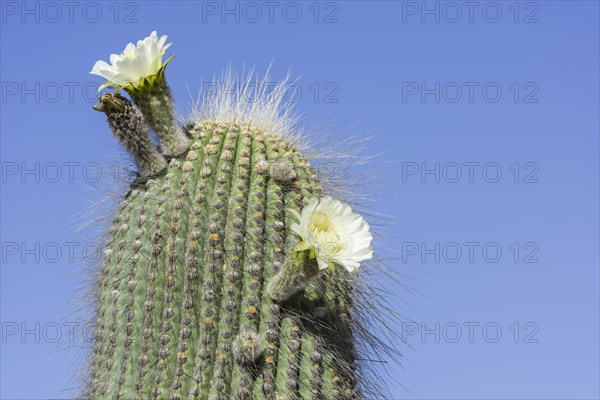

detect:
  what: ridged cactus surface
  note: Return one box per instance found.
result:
[89,120,358,399]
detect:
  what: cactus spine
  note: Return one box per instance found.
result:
[88,119,360,399]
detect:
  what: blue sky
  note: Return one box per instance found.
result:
[1,1,599,399]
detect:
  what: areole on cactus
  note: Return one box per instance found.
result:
[85,31,396,400]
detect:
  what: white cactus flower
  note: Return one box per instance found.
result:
[90,31,172,91]
[290,196,373,274]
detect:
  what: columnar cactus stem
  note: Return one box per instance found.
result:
[128,79,190,157]
[87,120,360,399]
[96,93,167,178]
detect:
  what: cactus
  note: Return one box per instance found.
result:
[87,115,365,399]
[85,32,399,400]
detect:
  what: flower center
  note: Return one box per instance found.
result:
[309,212,342,257]
[310,212,333,232]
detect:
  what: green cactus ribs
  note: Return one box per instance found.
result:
[89,120,359,400]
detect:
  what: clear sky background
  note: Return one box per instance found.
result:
[1,1,599,399]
